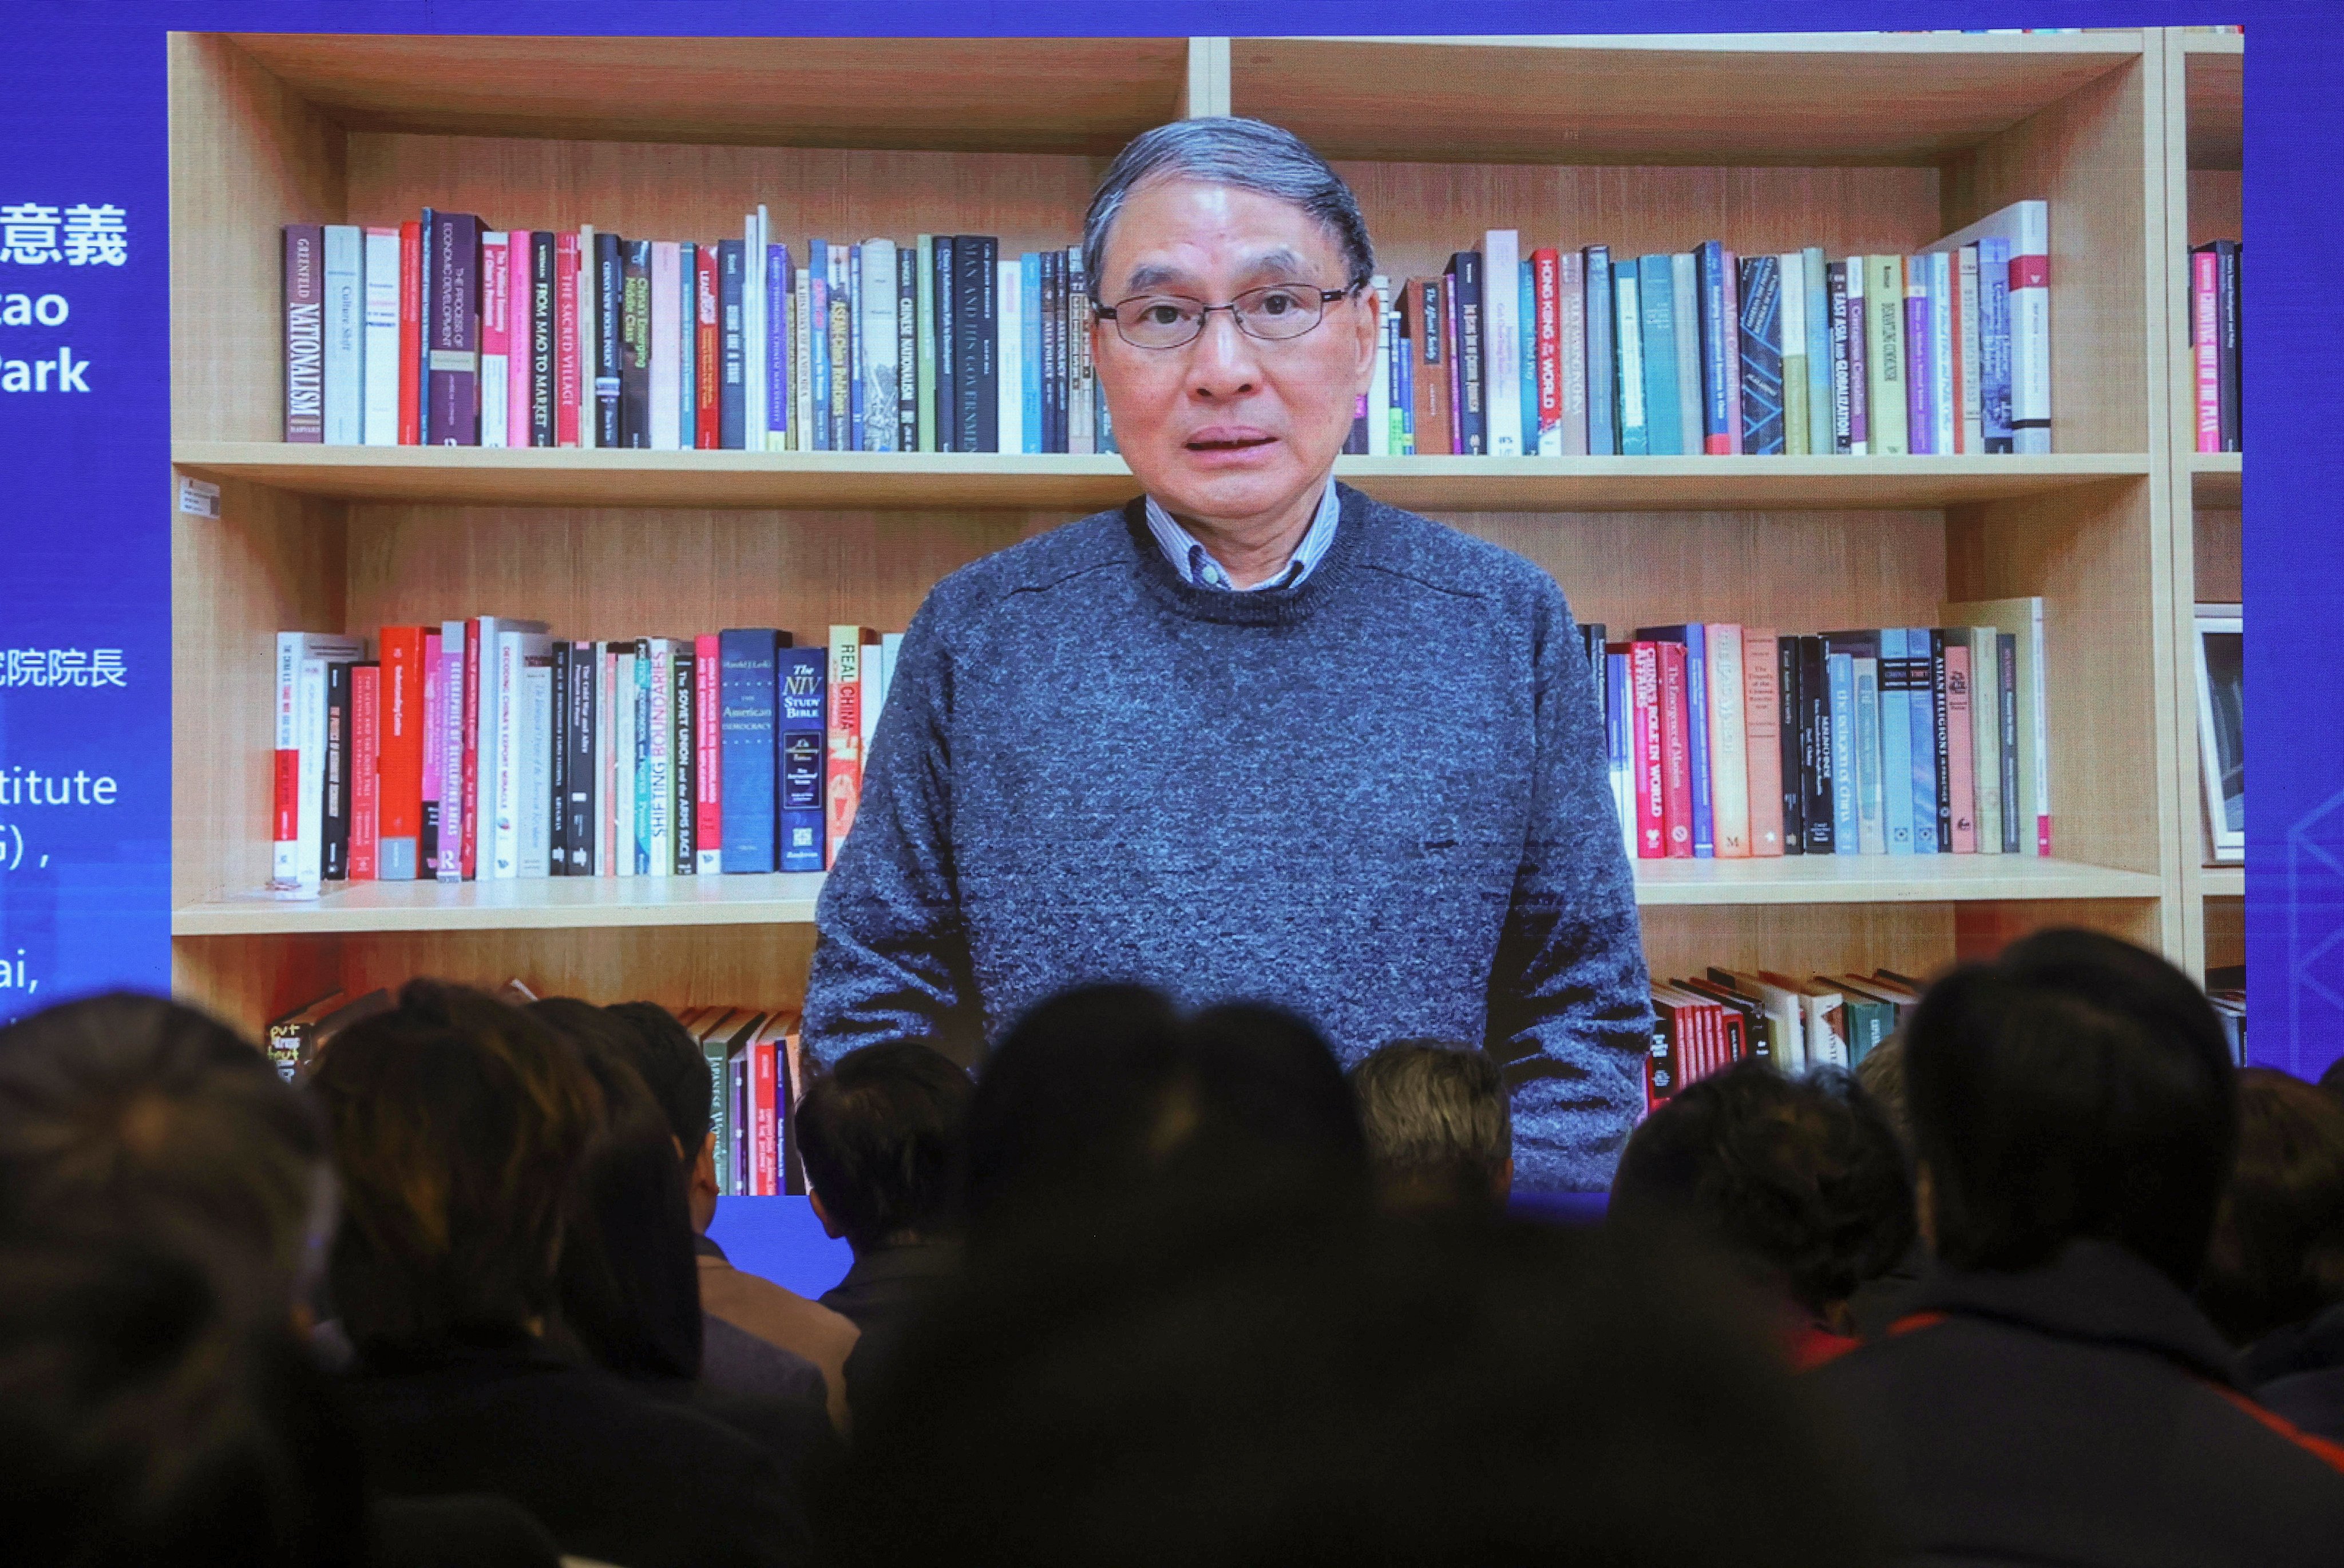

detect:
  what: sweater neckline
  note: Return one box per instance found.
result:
[1119,481,1369,626]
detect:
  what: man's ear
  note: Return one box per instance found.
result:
[808,1189,845,1241]
[1353,281,1382,394]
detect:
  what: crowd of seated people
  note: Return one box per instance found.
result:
[2,929,2342,1564]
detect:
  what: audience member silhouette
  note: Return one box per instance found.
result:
[1610,1060,1914,1367]
[1348,1039,1514,1213]
[1810,929,2344,1564]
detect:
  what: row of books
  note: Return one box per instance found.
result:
[1644,965,1923,1110]
[269,622,900,892]
[281,213,1111,455]
[2188,239,2242,454]
[1353,199,2050,460]
[675,1002,815,1198]
[1580,596,2051,861]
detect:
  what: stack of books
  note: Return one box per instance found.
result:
[280,213,1107,454]
[269,624,899,892]
[1644,966,1924,1110]
[1577,596,2052,863]
[2188,239,2242,453]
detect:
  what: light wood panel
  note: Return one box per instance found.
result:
[2182,35,2243,171]
[1639,905,1958,992]
[2202,891,2243,971]
[176,874,826,935]
[1231,34,2140,166]
[2191,454,2241,509]
[1953,895,2166,961]
[2188,169,2242,245]
[2195,506,2242,602]
[226,34,1191,154]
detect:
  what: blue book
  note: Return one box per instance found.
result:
[1978,236,2014,450]
[1906,626,1940,853]
[1583,246,1617,456]
[1824,631,1884,856]
[1520,260,1538,456]
[1392,301,1415,453]
[848,242,865,452]
[1879,628,1915,854]
[719,629,781,873]
[1606,648,1633,852]
[1638,255,1683,456]
[1637,623,1711,856]
[1802,246,1832,452]
[1612,261,1646,456]
[808,240,831,452]
[1826,651,1858,854]
[766,243,790,449]
[1737,254,1785,455]
[1022,252,1043,454]
[777,643,827,873]
[1696,241,1733,453]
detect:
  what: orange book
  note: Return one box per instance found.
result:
[826,625,882,865]
[1742,627,1785,857]
[1401,276,1451,458]
[375,625,427,880]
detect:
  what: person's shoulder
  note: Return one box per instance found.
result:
[1349,489,1562,608]
[920,507,1135,623]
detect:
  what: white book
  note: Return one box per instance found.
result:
[1067,246,1095,455]
[1930,251,1957,456]
[361,228,401,446]
[647,639,674,877]
[881,631,903,722]
[794,266,814,452]
[745,208,768,449]
[995,258,1022,457]
[1802,244,1832,457]
[480,232,509,450]
[596,644,617,877]
[1941,596,2049,857]
[860,629,884,763]
[1479,229,1522,456]
[322,225,363,445]
[272,633,364,886]
[1956,244,1984,453]
[1744,972,1810,1075]
[1778,250,1807,456]
[1367,274,1392,456]
[520,655,552,877]
[861,239,900,452]
[1843,259,1869,456]
[1703,624,1749,857]
[615,648,638,877]
[650,240,680,450]
[1803,984,1851,1070]
[296,655,330,886]
[1926,200,2050,453]
[437,620,468,882]
[474,619,551,878]
[1670,252,1701,461]
[576,225,595,449]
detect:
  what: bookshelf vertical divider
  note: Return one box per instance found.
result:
[171,30,2223,1034]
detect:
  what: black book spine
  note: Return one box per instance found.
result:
[1998,632,2020,855]
[1930,630,1954,853]
[417,209,434,451]
[595,232,623,446]
[976,236,1000,453]
[897,248,918,453]
[1042,249,1063,453]
[549,643,572,875]
[1778,635,1805,855]
[530,231,556,446]
[620,239,651,448]
[1449,251,1486,456]
[1801,634,1834,853]
[323,660,352,881]
[1581,623,1607,711]
[953,236,984,453]
[672,648,695,876]
[935,236,957,453]
[2216,240,2240,452]
[569,640,597,876]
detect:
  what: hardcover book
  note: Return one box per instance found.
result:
[283,225,324,442]
[1736,254,1785,456]
[779,644,828,873]
[425,212,484,446]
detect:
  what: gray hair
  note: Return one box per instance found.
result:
[1082,117,1375,303]
[1349,1040,1511,1200]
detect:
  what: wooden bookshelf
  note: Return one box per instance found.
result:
[171,30,2216,1032]
[2190,450,2241,509]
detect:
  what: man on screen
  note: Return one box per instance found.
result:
[803,118,1650,1188]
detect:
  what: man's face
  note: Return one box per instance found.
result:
[1092,178,1380,529]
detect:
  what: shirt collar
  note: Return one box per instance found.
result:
[1143,477,1341,592]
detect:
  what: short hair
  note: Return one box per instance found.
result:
[2199,1068,2344,1345]
[1610,1062,1915,1318]
[310,980,600,1352]
[0,993,328,1306]
[1852,1035,1911,1157]
[2320,1055,2344,1104]
[1082,117,1375,302]
[1903,928,2236,1289]
[0,1223,366,1565]
[825,1191,1883,1568]
[605,1001,713,1158]
[1349,1040,1512,1205]
[795,1042,974,1253]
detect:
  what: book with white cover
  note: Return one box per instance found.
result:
[322,225,362,445]
[861,239,900,451]
[1926,200,2049,453]
[650,240,681,450]
[1480,229,1522,457]
[362,228,401,445]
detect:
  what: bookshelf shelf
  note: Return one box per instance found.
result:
[1633,856,2162,907]
[2199,866,2244,898]
[2189,452,2241,508]
[173,443,2152,514]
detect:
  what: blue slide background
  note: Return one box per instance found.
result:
[1,1,2334,1286]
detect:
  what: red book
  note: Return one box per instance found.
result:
[376,626,426,878]
[696,246,721,449]
[695,632,723,868]
[421,629,443,877]
[826,626,880,865]
[461,619,484,879]
[555,232,581,447]
[1945,639,1977,853]
[397,220,422,445]
[1530,247,1562,453]
[1743,627,1785,857]
[1630,642,1664,858]
[750,1037,779,1197]
[1656,640,1692,859]
[349,664,380,881]
[2192,249,2222,452]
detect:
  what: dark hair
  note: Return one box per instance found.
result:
[310,981,599,1352]
[1610,1062,1915,1318]
[2199,1068,2344,1346]
[1349,1040,1512,1206]
[825,1190,1883,1568]
[530,999,704,1382]
[0,1223,366,1566]
[795,1042,973,1253]
[1851,1034,1911,1157]
[1903,928,2237,1289]
[1177,1001,1368,1187]
[2321,1055,2344,1104]
[605,1001,714,1159]
[0,992,328,1306]
[1082,117,1375,300]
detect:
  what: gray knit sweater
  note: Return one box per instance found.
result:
[802,484,1653,1190]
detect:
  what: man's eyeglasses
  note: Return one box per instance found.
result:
[1093,280,1364,351]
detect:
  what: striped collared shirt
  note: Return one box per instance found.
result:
[1143,477,1341,592]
